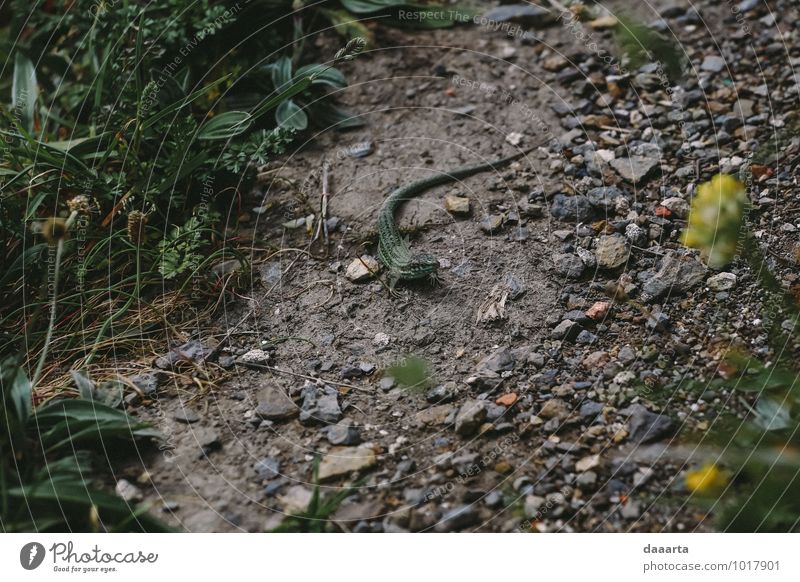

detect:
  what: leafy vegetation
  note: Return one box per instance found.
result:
[0,1,369,388]
[271,458,361,533]
[1,358,169,531]
[681,173,800,531]
[0,0,469,532]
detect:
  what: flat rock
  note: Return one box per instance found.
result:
[660,196,690,219]
[550,194,594,223]
[173,406,200,424]
[445,195,470,215]
[586,187,627,211]
[299,382,342,425]
[278,485,313,512]
[255,385,298,421]
[642,251,707,301]
[327,421,361,446]
[538,398,569,420]
[707,272,737,291]
[238,349,270,365]
[455,400,488,436]
[435,505,481,532]
[595,235,630,269]
[346,255,379,282]
[624,404,674,444]
[318,446,377,481]
[480,214,504,234]
[417,404,455,426]
[554,253,585,279]
[155,340,210,369]
[576,454,601,472]
[551,319,581,341]
[254,457,281,480]
[701,55,726,73]
[610,155,659,184]
[476,347,515,373]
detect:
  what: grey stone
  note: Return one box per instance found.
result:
[455,400,488,436]
[477,347,515,373]
[115,479,143,503]
[255,386,298,421]
[327,421,361,446]
[550,194,594,223]
[625,223,647,246]
[579,400,603,420]
[660,196,689,218]
[195,428,222,453]
[318,446,377,481]
[595,235,630,269]
[503,273,526,299]
[299,382,342,425]
[427,382,456,403]
[701,55,726,73]
[586,187,627,211]
[551,319,581,341]
[239,349,270,365]
[523,495,547,518]
[554,253,585,279]
[155,340,210,369]
[610,156,659,184]
[641,251,707,301]
[707,272,737,291]
[254,457,281,480]
[173,406,200,424]
[480,214,504,234]
[624,404,674,444]
[576,470,598,489]
[130,373,158,396]
[435,505,481,532]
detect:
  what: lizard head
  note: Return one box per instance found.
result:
[402,253,439,280]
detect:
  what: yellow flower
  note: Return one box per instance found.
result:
[686,463,728,494]
[681,174,747,268]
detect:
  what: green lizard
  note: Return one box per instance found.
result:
[377,146,536,288]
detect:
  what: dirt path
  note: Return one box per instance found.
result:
[124,1,800,532]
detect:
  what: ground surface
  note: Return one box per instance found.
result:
[118,0,800,532]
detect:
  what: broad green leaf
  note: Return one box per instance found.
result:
[71,370,95,400]
[751,398,792,432]
[12,53,37,133]
[270,56,293,91]
[296,64,347,88]
[251,76,312,120]
[276,99,308,130]
[7,361,32,425]
[197,110,253,140]
[34,399,160,452]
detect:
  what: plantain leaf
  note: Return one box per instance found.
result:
[71,370,95,400]
[5,360,32,425]
[33,399,161,453]
[270,55,293,91]
[12,53,37,133]
[295,64,347,88]
[276,99,308,130]
[197,110,253,140]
